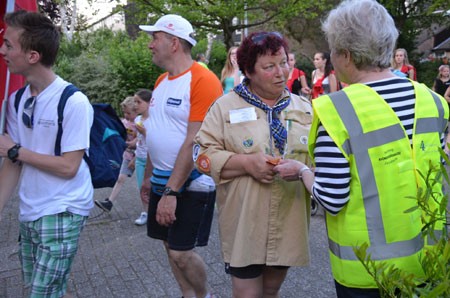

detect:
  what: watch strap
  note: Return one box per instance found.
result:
[163,187,181,197]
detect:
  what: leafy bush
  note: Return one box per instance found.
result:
[416,60,442,88]
[192,38,227,79]
[106,32,158,110]
[354,150,450,297]
[55,29,161,114]
[55,29,228,113]
[296,56,314,87]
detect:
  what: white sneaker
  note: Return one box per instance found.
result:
[134,212,148,226]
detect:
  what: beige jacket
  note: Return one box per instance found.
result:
[194,90,312,267]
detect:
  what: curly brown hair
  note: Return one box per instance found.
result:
[237,32,289,76]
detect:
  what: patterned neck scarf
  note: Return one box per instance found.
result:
[234,78,291,155]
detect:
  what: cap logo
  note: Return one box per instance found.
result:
[165,23,175,31]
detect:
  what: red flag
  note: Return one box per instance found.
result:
[14,0,38,11]
[1,0,37,132]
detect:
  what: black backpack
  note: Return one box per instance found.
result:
[15,85,127,188]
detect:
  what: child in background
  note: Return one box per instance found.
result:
[132,89,152,225]
[95,97,138,218]
[432,64,450,97]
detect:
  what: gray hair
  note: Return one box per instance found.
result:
[322,0,398,70]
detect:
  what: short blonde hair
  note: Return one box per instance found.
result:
[120,96,135,110]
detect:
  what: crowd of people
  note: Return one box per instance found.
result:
[0,0,449,297]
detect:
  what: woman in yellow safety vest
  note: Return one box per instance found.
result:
[274,0,448,297]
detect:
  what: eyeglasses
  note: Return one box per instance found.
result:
[251,32,283,45]
[22,96,36,128]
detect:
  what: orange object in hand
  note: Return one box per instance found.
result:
[266,157,281,165]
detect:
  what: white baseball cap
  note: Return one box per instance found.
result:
[139,14,197,46]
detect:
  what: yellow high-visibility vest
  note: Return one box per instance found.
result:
[308,82,448,288]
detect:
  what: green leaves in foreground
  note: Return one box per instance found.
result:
[354,148,449,297]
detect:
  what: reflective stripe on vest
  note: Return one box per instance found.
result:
[414,89,448,245]
[414,92,445,136]
[328,91,425,260]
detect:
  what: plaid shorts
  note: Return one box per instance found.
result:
[19,212,87,298]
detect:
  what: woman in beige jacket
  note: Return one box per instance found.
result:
[194,31,312,298]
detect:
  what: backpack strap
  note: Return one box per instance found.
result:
[14,86,28,113]
[54,84,80,156]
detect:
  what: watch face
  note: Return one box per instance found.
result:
[8,145,20,160]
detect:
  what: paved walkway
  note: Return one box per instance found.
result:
[0,176,335,298]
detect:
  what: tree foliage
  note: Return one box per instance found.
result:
[191,39,227,78]
[55,28,226,113]
[379,0,450,56]
[55,29,159,112]
[128,0,331,50]
[38,0,60,21]
[52,0,449,110]
[125,0,450,62]
[38,0,119,32]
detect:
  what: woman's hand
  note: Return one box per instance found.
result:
[273,159,305,181]
[243,152,277,184]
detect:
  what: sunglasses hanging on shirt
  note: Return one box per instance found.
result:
[22,96,36,128]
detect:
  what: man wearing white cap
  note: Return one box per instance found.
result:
[139,14,222,298]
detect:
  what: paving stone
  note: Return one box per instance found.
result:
[74,281,96,297]
[124,279,146,294]
[102,265,120,278]
[1,174,336,297]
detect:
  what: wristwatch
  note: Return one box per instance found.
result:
[7,144,21,163]
[163,187,181,197]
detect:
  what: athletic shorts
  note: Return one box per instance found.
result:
[19,212,87,298]
[225,264,289,279]
[120,158,134,177]
[147,189,216,251]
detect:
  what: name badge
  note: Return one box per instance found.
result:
[229,107,257,124]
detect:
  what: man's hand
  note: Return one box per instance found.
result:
[156,195,177,226]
